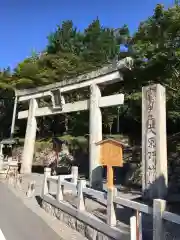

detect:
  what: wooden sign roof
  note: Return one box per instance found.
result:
[96,138,127,147]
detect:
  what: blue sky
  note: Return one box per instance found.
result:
[0,0,174,69]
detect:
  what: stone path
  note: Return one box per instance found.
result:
[2,176,87,240]
[0,182,61,240]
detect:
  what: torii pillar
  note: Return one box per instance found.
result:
[21,99,38,174]
[89,84,102,189]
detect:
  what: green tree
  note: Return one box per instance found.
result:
[82,18,119,65]
[4,4,180,140]
[47,20,84,55]
[0,69,14,138]
[130,4,180,128]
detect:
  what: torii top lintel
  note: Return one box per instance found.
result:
[15,57,133,101]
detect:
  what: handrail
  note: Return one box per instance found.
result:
[83,187,107,202]
[42,167,180,240]
[47,176,58,183]
[114,196,153,214]
[163,211,180,225]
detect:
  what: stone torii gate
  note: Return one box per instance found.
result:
[11,57,133,188]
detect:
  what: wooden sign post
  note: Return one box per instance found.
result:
[107,165,114,189]
[96,138,124,189]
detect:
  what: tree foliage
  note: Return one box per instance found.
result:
[1,3,180,138]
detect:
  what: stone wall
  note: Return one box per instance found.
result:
[13,144,53,166]
[13,139,180,194]
[42,200,129,240]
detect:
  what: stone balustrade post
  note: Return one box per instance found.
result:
[56,175,63,201]
[71,166,78,185]
[153,199,166,240]
[41,167,51,198]
[77,179,86,211]
[130,216,137,240]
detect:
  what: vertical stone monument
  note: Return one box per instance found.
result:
[142,84,167,199]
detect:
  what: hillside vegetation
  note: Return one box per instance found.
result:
[1,4,180,141]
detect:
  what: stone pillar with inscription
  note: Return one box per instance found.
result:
[142,84,168,200]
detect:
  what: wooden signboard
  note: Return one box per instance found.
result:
[96,138,124,189]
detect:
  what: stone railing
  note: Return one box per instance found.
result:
[41,167,180,240]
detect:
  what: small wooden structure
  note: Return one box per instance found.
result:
[0,138,18,162]
[0,138,19,178]
[96,138,124,189]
